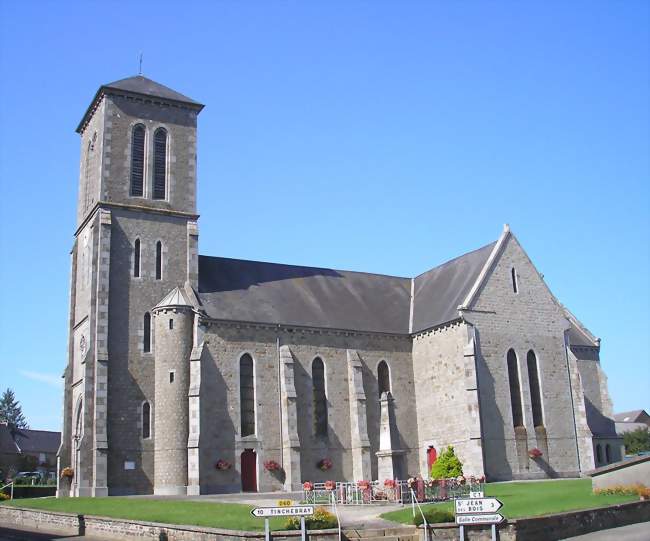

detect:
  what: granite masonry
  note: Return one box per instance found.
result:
[57,75,622,497]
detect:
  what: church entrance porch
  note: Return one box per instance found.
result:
[241,449,257,492]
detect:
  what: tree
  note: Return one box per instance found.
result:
[623,427,650,455]
[0,388,28,430]
[430,445,464,479]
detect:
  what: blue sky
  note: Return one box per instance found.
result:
[0,1,648,432]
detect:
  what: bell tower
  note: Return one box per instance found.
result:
[58,76,204,496]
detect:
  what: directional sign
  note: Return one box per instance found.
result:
[455,513,504,525]
[455,497,503,515]
[251,506,314,518]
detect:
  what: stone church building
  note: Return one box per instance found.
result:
[57,76,622,497]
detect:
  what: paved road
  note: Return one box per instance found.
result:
[0,525,108,541]
[562,521,650,540]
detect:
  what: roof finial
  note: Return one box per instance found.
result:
[138,52,143,76]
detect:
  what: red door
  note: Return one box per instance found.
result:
[427,446,437,472]
[241,449,257,492]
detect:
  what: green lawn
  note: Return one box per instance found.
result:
[2,497,289,531]
[380,479,638,524]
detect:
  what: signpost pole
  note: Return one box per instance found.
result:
[459,524,464,541]
[265,518,270,541]
[491,524,496,541]
[301,516,306,541]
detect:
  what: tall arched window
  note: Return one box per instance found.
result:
[133,238,141,278]
[153,128,167,200]
[142,402,151,439]
[240,354,255,436]
[511,268,518,293]
[312,358,328,438]
[527,350,544,427]
[378,361,391,397]
[155,241,163,280]
[507,349,524,428]
[596,444,602,464]
[130,124,145,197]
[143,312,151,353]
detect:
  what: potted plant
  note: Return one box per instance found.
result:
[60,467,74,480]
[303,481,314,491]
[357,479,371,490]
[317,458,333,471]
[324,480,336,491]
[264,460,281,472]
[528,448,543,459]
[384,479,396,488]
[215,459,231,471]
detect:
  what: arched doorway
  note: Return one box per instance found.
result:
[427,446,437,473]
[241,449,257,492]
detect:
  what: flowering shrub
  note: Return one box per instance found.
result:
[285,507,337,530]
[426,478,438,487]
[324,480,336,490]
[407,477,417,488]
[60,467,74,479]
[357,479,371,489]
[215,459,232,471]
[457,475,466,485]
[528,448,543,459]
[317,458,333,471]
[264,460,281,472]
[384,479,396,488]
[303,481,314,491]
[0,492,10,501]
[594,484,649,498]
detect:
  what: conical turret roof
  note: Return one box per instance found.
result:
[154,286,193,310]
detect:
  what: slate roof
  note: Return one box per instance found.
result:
[197,240,498,334]
[613,410,648,423]
[412,242,496,333]
[77,75,203,133]
[154,286,193,309]
[198,257,412,334]
[12,429,60,454]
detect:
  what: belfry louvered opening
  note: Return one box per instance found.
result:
[130,125,145,197]
[153,128,167,200]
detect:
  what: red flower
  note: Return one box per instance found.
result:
[324,480,336,490]
[528,448,543,459]
[384,479,396,488]
[357,480,371,489]
[215,459,232,471]
[264,460,281,471]
[303,481,314,491]
[318,458,333,471]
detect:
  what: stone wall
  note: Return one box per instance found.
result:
[588,455,650,490]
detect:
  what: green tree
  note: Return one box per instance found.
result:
[623,427,650,454]
[430,445,464,479]
[0,388,28,430]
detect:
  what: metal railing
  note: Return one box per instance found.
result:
[1,482,14,500]
[303,478,483,505]
[410,489,428,541]
[329,490,342,541]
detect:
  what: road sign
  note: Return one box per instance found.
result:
[251,506,315,518]
[455,497,503,515]
[469,491,484,498]
[455,513,504,525]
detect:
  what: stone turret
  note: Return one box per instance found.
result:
[152,287,194,495]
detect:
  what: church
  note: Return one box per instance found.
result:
[57,75,622,497]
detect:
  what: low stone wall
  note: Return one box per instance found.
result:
[586,455,650,490]
[1,500,649,541]
[421,500,650,541]
[0,505,340,541]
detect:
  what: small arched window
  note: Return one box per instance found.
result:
[527,350,544,427]
[511,268,518,293]
[507,349,524,428]
[153,128,167,200]
[378,361,391,397]
[155,241,163,280]
[312,358,328,438]
[143,312,151,353]
[142,402,151,439]
[605,444,611,464]
[133,238,141,278]
[130,124,145,197]
[240,354,255,436]
[596,444,602,464]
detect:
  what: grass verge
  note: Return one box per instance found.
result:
[2,498,288,531]
[380,479,639,524]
